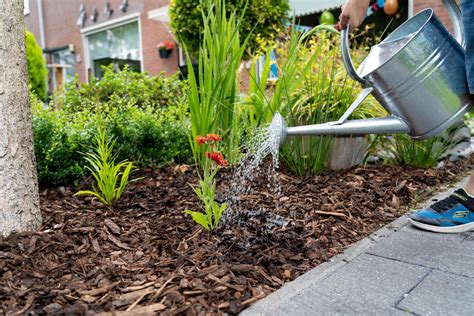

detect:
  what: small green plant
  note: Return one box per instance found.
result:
[185,134,228,230]
[75,122,139,207]
[379,134,450,168]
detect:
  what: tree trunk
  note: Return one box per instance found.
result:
[0,0,41,237]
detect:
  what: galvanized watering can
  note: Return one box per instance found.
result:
[273,0,471,147]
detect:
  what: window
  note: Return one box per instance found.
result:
[24,0,30,15]
[86,20,141,78]
[51,48,75,82]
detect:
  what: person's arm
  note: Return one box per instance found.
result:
[337,0,371,31]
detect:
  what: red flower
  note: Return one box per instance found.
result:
[158,40,174,50]
[205,151,227,167]
[218,158,228,167]
[195,135,206,146]
[205,133,221,142]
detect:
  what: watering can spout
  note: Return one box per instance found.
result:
[271,112,411,148]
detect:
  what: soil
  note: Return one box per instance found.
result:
[1,157,472,315]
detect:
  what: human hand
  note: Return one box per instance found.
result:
[336,0,371,31]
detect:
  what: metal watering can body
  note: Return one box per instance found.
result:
[274,0,471,147]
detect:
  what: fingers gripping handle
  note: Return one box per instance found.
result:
[341,27,368,86]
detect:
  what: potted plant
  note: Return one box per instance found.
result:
[157,40,174,59]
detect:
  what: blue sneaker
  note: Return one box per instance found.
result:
[409,189,474,233]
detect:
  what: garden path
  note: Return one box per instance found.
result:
[243,176,474,315]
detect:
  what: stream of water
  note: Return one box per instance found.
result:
[222,119,283,225]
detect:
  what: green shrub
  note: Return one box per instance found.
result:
[58,65,187,113]
[26,30,47,101]
[32,97,191,185]
[31,95,90,185]
[107,105,192,168]
[169,0,289,57]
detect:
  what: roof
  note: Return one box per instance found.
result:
[148,5,170,23]
[289,0,345,17]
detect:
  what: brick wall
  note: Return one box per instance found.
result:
[25,0,177,83]
[413,0,453,32]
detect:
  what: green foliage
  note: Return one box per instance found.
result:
[31,92,89,185]
[185,167,227,230]
[75,122,139,207]
[379,134,450,168]
[185,0,248,167]
[58,65,187,113]
[107,105,192,168]
[26,30,47,101]
[169,0,289,57]
[32,67,192,185]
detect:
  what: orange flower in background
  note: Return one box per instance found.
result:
[195,133,222,146]
[205,133,221,142]
[195,135,206,145]
[218,158,228,167]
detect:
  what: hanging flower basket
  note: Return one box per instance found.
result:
[157,40,175,59]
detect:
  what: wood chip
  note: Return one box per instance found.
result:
[97,303,166,315]
[121,281,155,292]
[118,287,154,301]
[207,274,244,292]
[104,219,121,234]
[107,234,133,250]
[80,282,119,296]
[314,210,347,218]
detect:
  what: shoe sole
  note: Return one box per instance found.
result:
[409,219,474,233]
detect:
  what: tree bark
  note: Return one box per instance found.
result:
[0,0,41,237]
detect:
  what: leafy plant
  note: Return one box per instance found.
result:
[106,103,192,168]
[26,30,47,101]
[58,65,187,113]
[378,133,454,168]
[245,26,383,175]
[31,91,89,185]
[184,0,248,167]
[169,0,289,57]
[186,134,228,230]
[75,122,139,207]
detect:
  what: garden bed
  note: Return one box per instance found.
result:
[1,156,473,315]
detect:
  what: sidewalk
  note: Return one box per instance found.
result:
[243,177,474,315]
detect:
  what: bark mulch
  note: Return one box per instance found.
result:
[1,157,473,315]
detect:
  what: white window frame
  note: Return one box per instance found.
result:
[81,13,143,80]
[24,0,30,15]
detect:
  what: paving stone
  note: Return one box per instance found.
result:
[244,254,429,315]
[397,270,474,315]
[367,229,474,277]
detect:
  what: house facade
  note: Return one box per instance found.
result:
[25,0,176,89]
[25,0,455,92]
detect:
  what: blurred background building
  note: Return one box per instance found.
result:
[24,0,454,93]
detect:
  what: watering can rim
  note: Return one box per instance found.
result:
[355,8,435,80]
[342,0,464,85]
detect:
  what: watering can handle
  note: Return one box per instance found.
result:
[340,27,368,86]
[442,0,464,48]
